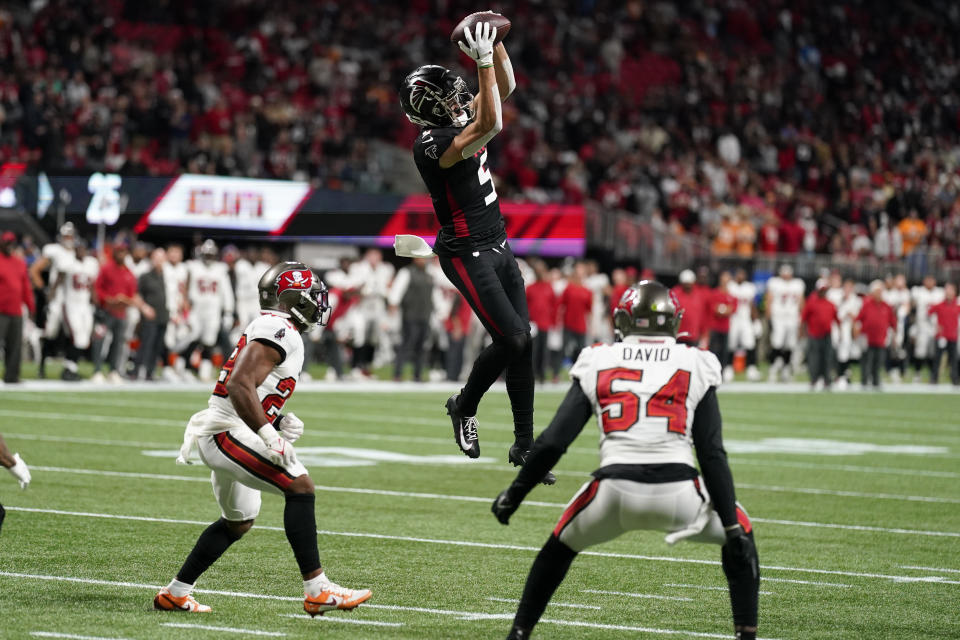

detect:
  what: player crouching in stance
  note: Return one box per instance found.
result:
[492,281,760,640]
[155,262,371,616]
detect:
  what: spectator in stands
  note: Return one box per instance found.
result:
[928,283,960,386]
[388,258,434,382]
[898,210,928,256]
[707,271,736,374]
[855,281,896,390]
[133,247,168,381]
[733,210,756,259]
[558,262,593,363]
[671,269,707,346]
[801,279,838,390]
[0,232,35,383]
[526,260,557,384]
[92,240,153,384]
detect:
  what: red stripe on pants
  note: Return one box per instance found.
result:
[553,479,600,537]
[446,183,469,237]
[215,432,294,491]
[451,257,503,336]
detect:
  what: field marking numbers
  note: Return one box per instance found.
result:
[161,623,284,636]
[487,596,602,610]
[581,589,694,601]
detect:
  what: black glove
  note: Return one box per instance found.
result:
[491,488,520,525]
[724,525,759,578]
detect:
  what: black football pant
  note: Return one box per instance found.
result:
[806,336,833,386]
[439,244,534,444]
[394,316,430,381]
[861,345,885,388]
[0,313,23,383]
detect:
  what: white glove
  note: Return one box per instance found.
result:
[257,424,297,467]
[8,453,31,489]
[275,412,305,443]
[458,21,497,68]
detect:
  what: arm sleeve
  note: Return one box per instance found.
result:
[508,382,593,500]
[692,386,738,528]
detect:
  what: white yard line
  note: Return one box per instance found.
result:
[581,589,693,601]
[0,571,757,638]
[487,596,601,610]
[898,565,960,574]
[0,409,183,428]
[664,584,775,595]
[161,623,284,636]
[753,518,960,538]
[6,510,957,585]
[281,614,403,627]
[760,578,852,588]
[31,633,132,640]
[2,433,173,449]
[730,459,960,479]
[29,465,960,511]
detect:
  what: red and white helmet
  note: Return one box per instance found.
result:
[257,262,331,330]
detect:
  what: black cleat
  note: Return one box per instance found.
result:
[507,626,531,639]
[446,394,480,458]
[508,444,556,485]
[60,369,81,381]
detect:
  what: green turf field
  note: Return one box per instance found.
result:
[0,388,958,639]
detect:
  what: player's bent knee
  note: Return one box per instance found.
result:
[286,474,315,495]
[498,331,531,356]
[225,518,254,537]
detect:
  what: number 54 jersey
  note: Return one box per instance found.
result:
[570,336,722,469]
[206,311,304,429]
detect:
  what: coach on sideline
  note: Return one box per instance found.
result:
[0,231,36,383]
[801,278,837,390]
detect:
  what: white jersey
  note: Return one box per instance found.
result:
[42,243,74,301]
[570,336,721,469]
[912,286,944,328]
[61,255,99,306]
[727,280,757,324]
[187,260,235,316]
[207,312,305,428]
[766,277,805,321]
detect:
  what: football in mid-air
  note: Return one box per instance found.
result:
[450,11,511,45]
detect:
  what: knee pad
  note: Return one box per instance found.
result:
[498,331,531,357]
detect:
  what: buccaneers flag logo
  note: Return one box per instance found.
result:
[276,269,313,295]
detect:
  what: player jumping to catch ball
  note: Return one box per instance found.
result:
[492,281,760,640]
[398,13,553,484]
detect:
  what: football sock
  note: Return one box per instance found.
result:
[458,342,510,417]
[175,518,244,586]
[303,572,330,597]
[506,338,534,445]
[166,578,195,598]
[723,530,760,630]
[746,349,756,367]
[284,493,321,576]
[513,535,578,632]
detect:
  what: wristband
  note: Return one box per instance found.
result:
[272,413,285,428]
[258,423,280,443]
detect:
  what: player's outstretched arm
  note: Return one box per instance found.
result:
[691,387,738,528]
[493,43,516,101]
[440,22,503,168]
[492,382,593,524]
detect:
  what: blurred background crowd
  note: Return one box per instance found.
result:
[1,0,960,263]
[2,226,957,388]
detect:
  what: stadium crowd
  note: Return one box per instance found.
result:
[1,225,958,389]
[2,1,960,263]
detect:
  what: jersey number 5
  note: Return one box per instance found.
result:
[596,368,692,435]
[477,149,498,206]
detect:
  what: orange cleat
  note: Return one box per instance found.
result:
[303,579,372,617]
[153,587,212,613]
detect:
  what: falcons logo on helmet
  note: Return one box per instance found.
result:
[276,269,313,295]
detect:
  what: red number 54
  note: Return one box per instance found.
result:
[596,368,692,435]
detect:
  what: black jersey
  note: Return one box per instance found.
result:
[412,127,506,256]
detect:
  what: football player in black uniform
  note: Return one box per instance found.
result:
[399,22,553,484]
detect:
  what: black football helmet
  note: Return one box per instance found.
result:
[399,65,474,128]
[613,280,683,339]
[258,262,331,331]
